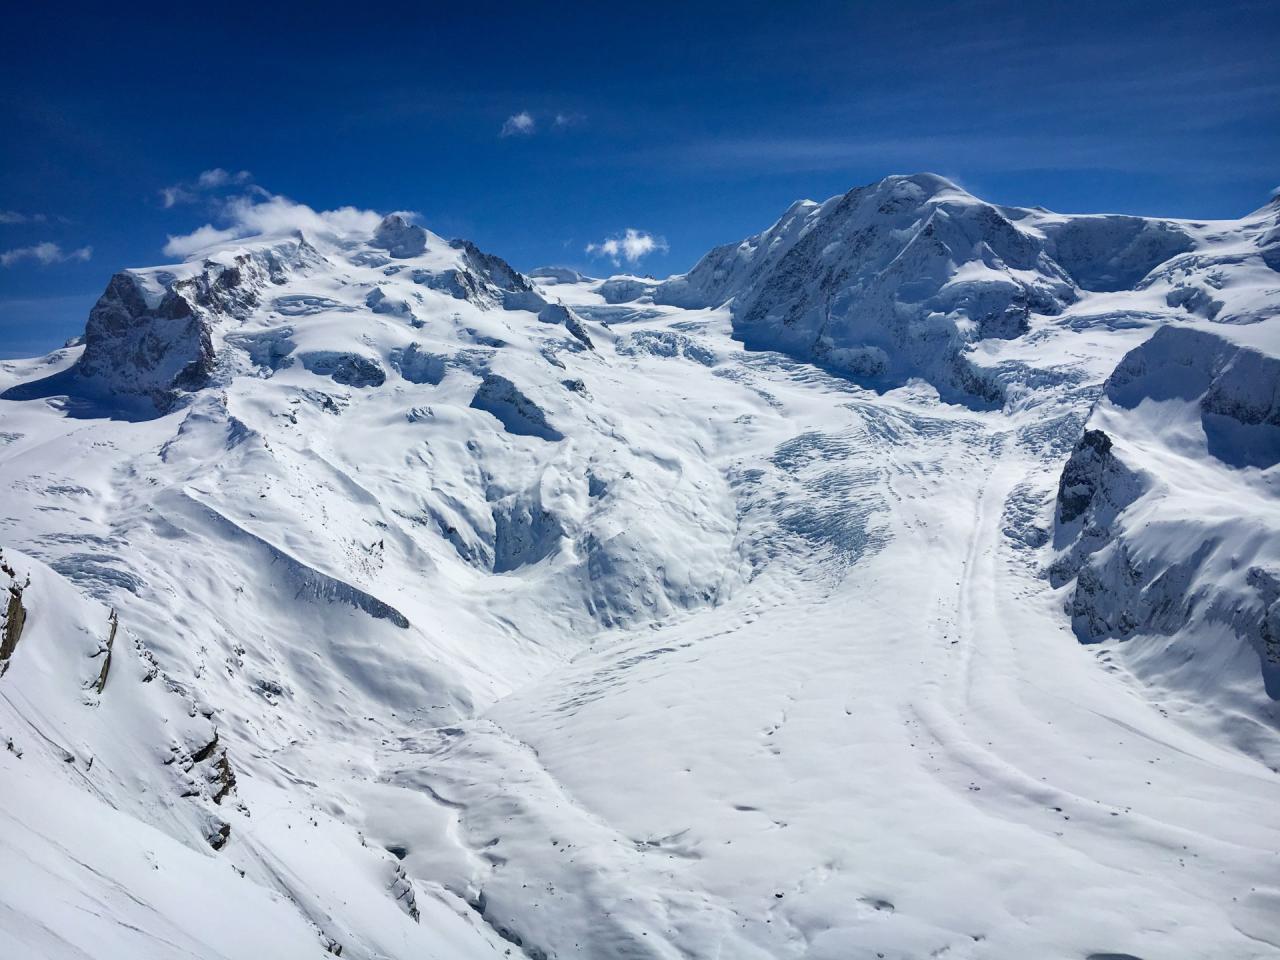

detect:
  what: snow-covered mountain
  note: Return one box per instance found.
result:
[2,175,1279,960]
[653,173,1218,403]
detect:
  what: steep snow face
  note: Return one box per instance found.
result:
[639,173,1238,404]
[1134,197,1280,328]
[654,197,821,309]
[650,174,1077,400]
[1030,213,1195,292]
[1048,200,1280,756]
[527,266,591,285]
[1052,324,1280,749]
[3,180,1280,960]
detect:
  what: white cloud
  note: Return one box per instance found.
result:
[162,190,386,258]
[0,210,47,224]
[161,168,255,207]
[0,242,92,267]
[586,228,668,267]
[501,111,536,137]
[161,225,239,257]
[499,111,583,137]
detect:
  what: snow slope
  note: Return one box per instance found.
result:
[1049,196,1280,758]
[1,177,1279,959]
[651,173,1227,404]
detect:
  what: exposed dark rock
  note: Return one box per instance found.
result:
[418,239,547,314]
[207,819,231,850]
[78,272,217,410]
[211,752,236,804]
[299,351,387,388]
[189,731,221,765]
[1247,567,1280,672]
[76,236,322,410]
[1,551,27,676]
[373,214,428,258]
[1048,427,1144,594]
[390,862,420,922]
[1056,430,1116,525]
[1,582,26,674]
[537,302,594,349]
[449,239,541,311]
[92,609,117,694]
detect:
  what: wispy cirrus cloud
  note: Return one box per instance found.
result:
[0,210,48,224]
[160,168,256,208]
[0,242,92,267]
[585,228,667,267]
[631,125,1280,183]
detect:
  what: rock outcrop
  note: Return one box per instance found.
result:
[373,214,429,258]
[0,553,27,675]
[1052,325,1280,701]
[77,235,323,410]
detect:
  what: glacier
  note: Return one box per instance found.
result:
[1,174,1278,959]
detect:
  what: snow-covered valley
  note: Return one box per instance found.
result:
[2,173,1278,959]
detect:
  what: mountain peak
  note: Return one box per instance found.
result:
[876,171,967,195]
[373,213,428,258]
[846,172,975,210]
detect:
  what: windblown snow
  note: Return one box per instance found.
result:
[2,173,1279,960]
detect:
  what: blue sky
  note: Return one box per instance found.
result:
[2,0,1277,357]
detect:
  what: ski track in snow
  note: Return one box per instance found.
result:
[384,360,1280,959]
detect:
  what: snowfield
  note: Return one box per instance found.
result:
[1,174,1278,959]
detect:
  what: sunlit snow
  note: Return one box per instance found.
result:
[2,174,1279,960]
